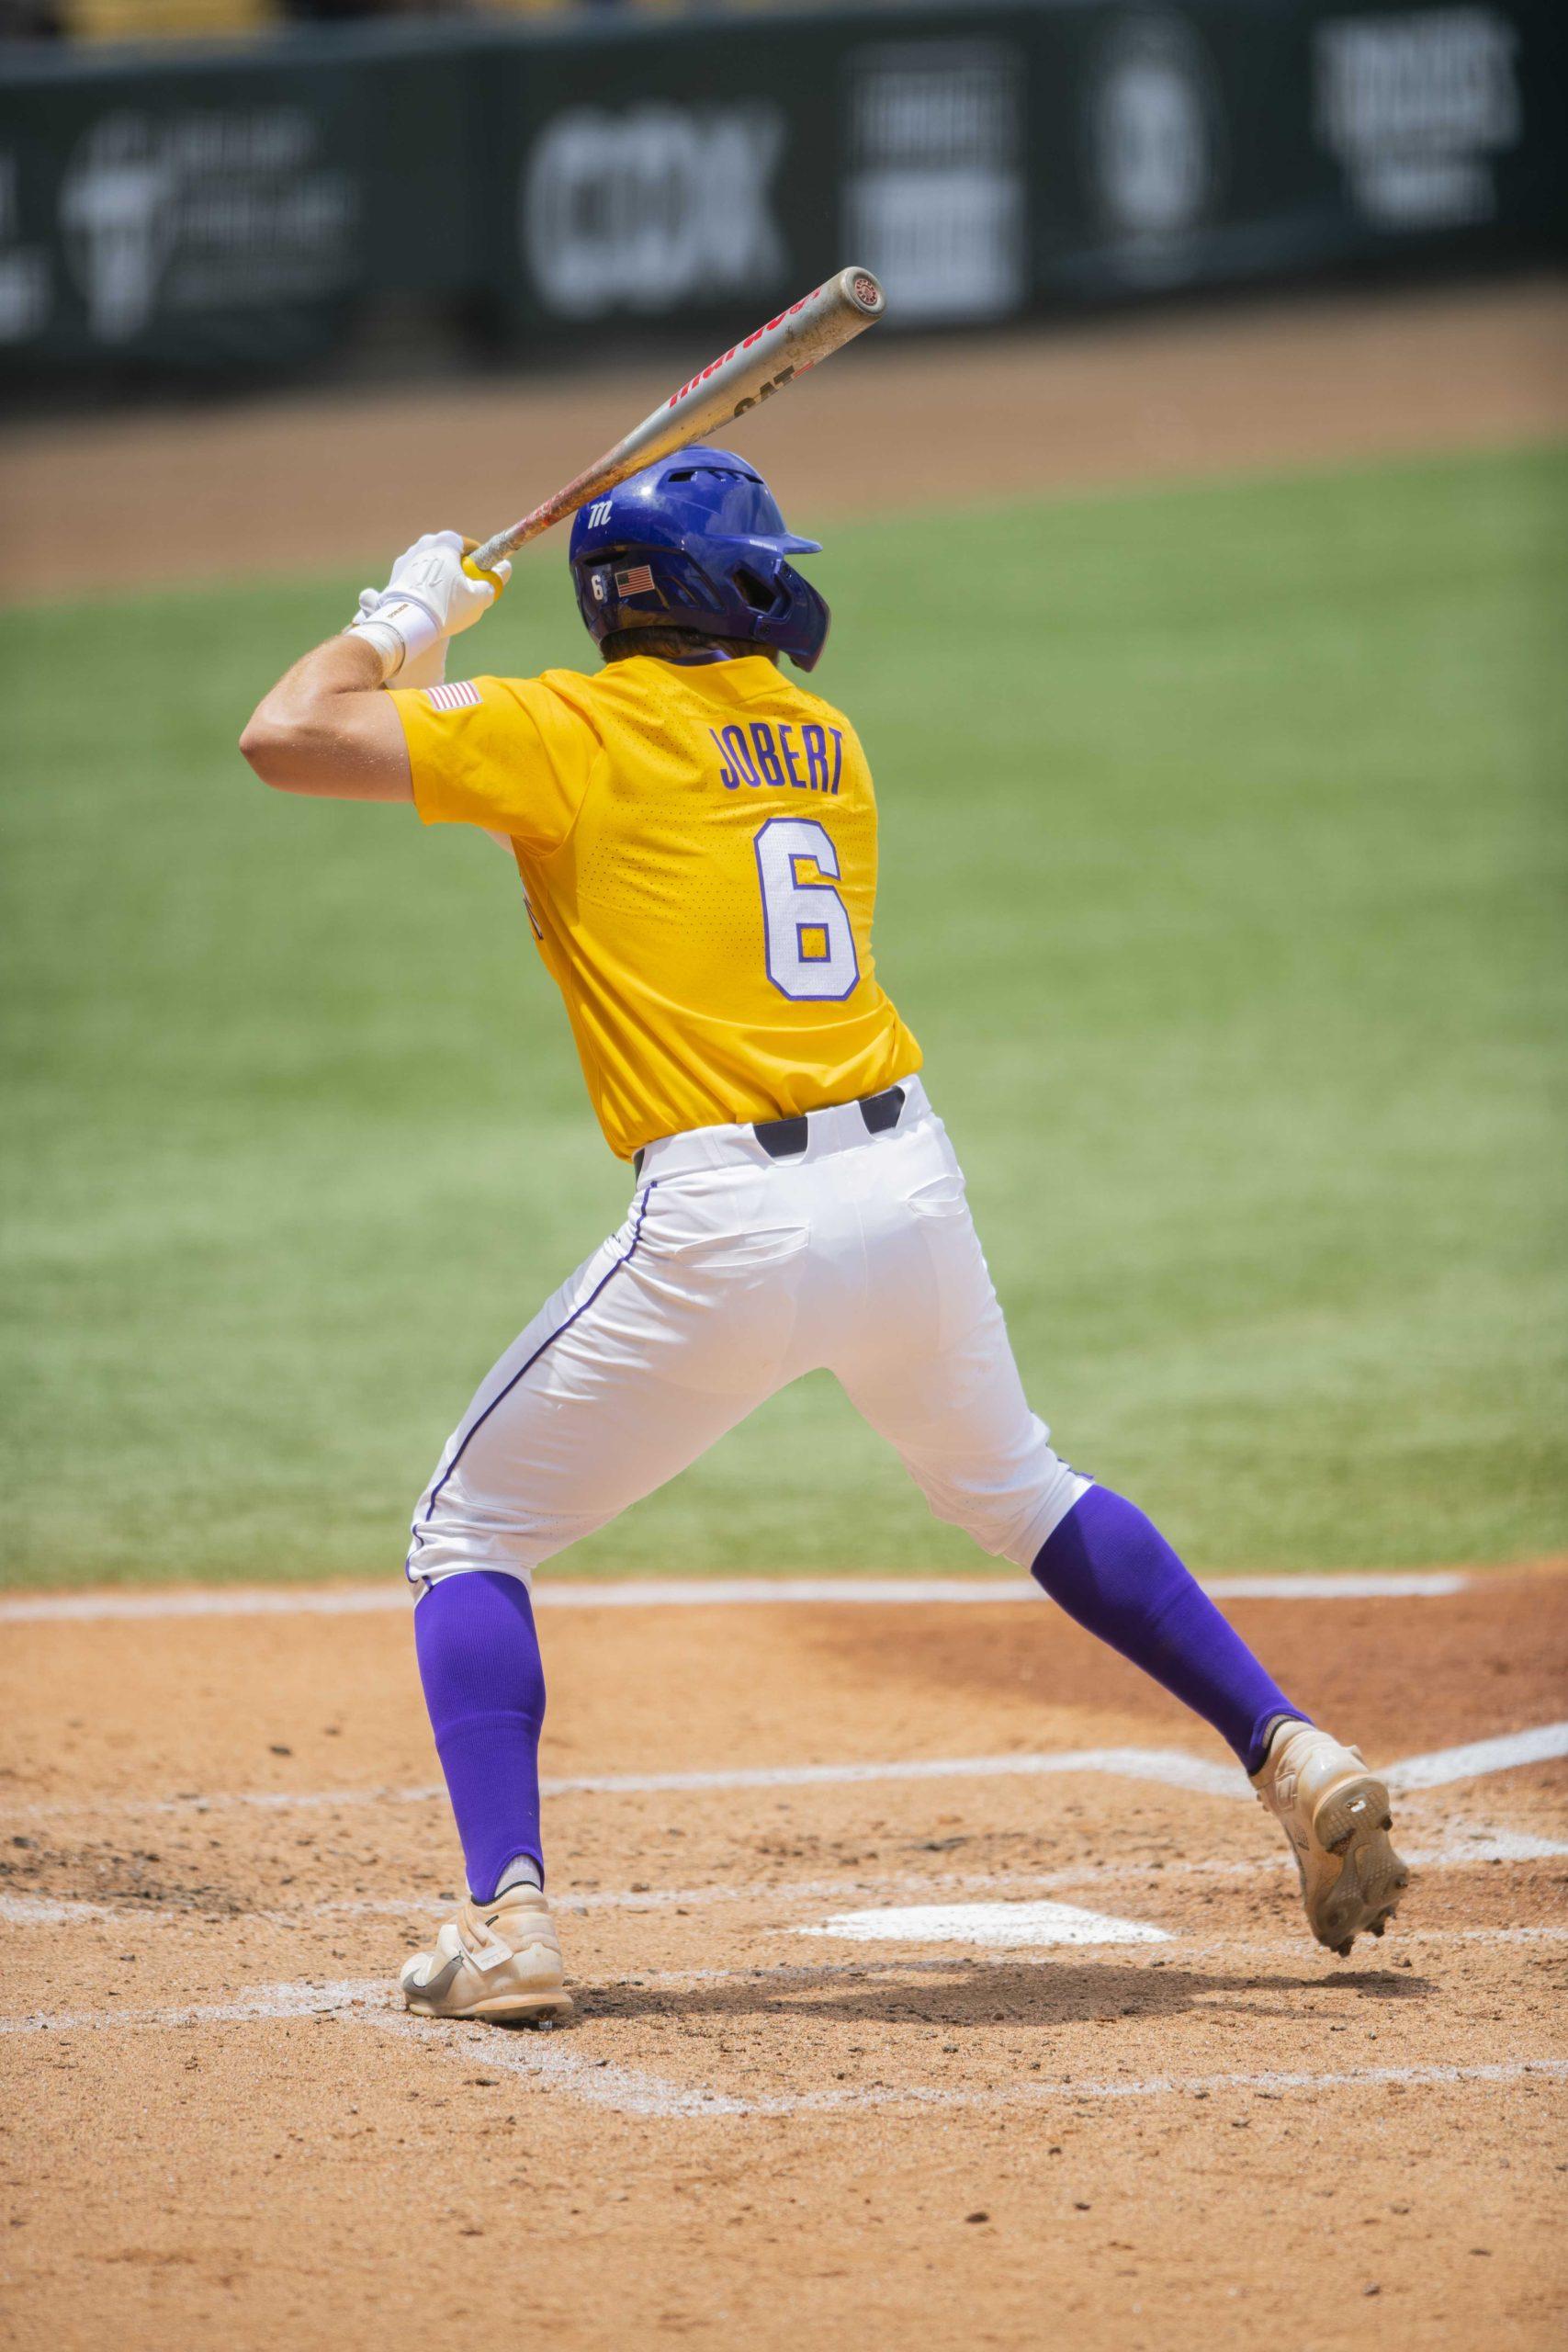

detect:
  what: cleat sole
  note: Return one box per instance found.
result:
[1307,1773,1410,1954]
[1254,1726,1416,1959]
[403,1987,574,2025]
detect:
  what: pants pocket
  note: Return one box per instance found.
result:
[641,1215,810,1272]
[905,1171,969,1220]
[638,1174,810,1272]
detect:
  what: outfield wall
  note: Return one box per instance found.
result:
[0,0,1562,388]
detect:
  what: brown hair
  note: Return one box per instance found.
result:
[601,628,776,665]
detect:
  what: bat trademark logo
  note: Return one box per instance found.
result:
[730,364,794,419]
[520,102,786,322]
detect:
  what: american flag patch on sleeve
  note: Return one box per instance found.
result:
[423,680,483,712]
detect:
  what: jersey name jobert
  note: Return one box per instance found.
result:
[707,718,844,794]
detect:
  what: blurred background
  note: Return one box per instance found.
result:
[1,0,1564,1589]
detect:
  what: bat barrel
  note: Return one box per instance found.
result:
[467,266,886,574]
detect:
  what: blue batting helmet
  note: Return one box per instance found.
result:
[568,446,829,671]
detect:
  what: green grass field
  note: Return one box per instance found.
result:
[4,445,1565,1588]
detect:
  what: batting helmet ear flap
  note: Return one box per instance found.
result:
[779,567,829,672]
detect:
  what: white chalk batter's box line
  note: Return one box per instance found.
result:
[376,2027,1568,2123]
[0,1570,1477,1623]
[4,1817,1564,1936]
[1,1968,1563,2122]
[12,1719,1567,1826]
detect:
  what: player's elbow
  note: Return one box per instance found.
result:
[238,670,407,804]
[239,710,285,786]
[240,700,325,793]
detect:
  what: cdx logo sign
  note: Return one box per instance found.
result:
[520,102,786,320]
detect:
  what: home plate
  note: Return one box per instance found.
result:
[798,1900,1172,1949]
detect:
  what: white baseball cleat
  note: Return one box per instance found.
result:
[1250,1717,1411,1957]
[400,1883,573,2024]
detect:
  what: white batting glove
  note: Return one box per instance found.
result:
[346,530,510,683]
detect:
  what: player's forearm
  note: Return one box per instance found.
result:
[240,634,411,800]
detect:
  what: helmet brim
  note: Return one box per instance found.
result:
[720,529,822,560]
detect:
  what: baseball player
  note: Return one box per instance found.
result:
[241,447,1408,2024]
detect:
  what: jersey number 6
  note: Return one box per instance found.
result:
[752,818,861,1002]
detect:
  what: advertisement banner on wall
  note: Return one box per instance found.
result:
[1314,6,1528,232]
[840,40,1028,325]
[479,17,834,342]
[517,102,790,322]
[0,34,468,375]
[0,0,1560,386]
[0,72,356,369]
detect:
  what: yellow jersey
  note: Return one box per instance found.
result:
[392,654,921,1160]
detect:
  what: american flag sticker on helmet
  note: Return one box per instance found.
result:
[614,565,657,597]
[423,680,483,712]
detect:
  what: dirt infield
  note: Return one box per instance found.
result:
[3,1567,1565,2350]
[3,276,1565,606]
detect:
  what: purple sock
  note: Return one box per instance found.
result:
[1031,1487,1305,1772]
[413,1570,546,1902]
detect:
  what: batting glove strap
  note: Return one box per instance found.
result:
[349,591,452,678]
[344,614,412,683]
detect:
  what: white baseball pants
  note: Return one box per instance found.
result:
[406,1076,1087,1589]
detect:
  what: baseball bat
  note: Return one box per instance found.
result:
[463,266,886,580]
